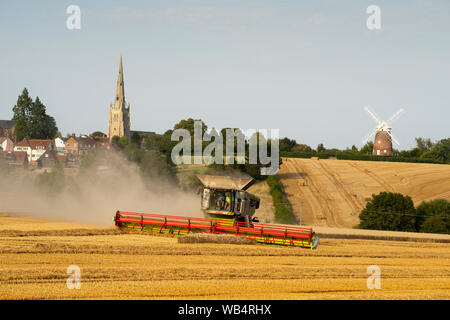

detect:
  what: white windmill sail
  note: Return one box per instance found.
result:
[362,106,404,146]
[361,130,376,144]
[386,108,405,126]
[389,133,401,146]
[362,106,380,144]
[364,106,382,125]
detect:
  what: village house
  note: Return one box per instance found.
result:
[14,138,56,162]
[0,151,28,169]
[0,136,14,152]
[65,134,96,155]
[92,135,111,148]
[37,150,68,168]
[54,137,66,155]
[0,120,16,139]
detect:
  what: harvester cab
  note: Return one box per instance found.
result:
[196,174,260,223]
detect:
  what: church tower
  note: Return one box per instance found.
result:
[108,55,131,141]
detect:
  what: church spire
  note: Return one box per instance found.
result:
[108,54,131,141]
[114,55,125,109]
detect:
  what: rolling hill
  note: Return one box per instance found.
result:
[278,158,450,228]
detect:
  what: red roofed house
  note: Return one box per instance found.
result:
[65,134,96,155]
[0,136,14,152]
[14,138,56,162]
[92,136,111,149]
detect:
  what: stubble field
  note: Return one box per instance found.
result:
[278,158,450,228]
[0,216,449,300]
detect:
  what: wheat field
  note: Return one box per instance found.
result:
[278,158,450,228]
[0,216,449,300]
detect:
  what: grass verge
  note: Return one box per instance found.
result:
[267,175,295,224]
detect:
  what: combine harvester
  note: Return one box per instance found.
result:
[114,174,319,249]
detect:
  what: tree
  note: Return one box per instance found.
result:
[317,143,325,153]
[118,136,129,149]
[173,118,208,136]
[279,137,297,152]
[421,138,450,163]
[416,199,449,234]
[400,147,421,158]
[138,149,178,187]
[360,141,374,155]
[172,118,208,155]
[12,88,33,141]
[143,133,176,162]
[218,127,246,159]
[131,132,141,146]
[121,146,178,188]
[291,144,312,153]
[92,131,106,137]
[415,137,433,155]
[420,149,441,162]
[359,192,416,232]
[29,97,58,139]
[111,135,120,145]
[11,88,58,140]
[421,216,448,234]
[43,114,58,139]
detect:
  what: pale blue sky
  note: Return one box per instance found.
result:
[1,0,449,150]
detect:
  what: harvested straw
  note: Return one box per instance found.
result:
[177,233,257,245]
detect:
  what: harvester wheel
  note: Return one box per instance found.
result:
[311,232,319,250]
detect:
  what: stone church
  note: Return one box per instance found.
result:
[108,56,131,140]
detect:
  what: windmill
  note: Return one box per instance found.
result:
[362,106,405,156]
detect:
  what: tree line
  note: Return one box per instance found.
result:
[112,118,279,181]
[279,137,449,164]
[359,192,449,234]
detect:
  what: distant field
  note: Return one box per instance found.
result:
[0,216,449,300]
[247,181,275,223]
[278,158,450,228]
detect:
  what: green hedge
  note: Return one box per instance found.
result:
[281,151,447,164]
[280,151,335,159]
[266,175,294,224]
[335,152,446,164]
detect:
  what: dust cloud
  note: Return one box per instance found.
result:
[0,150,203,226]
